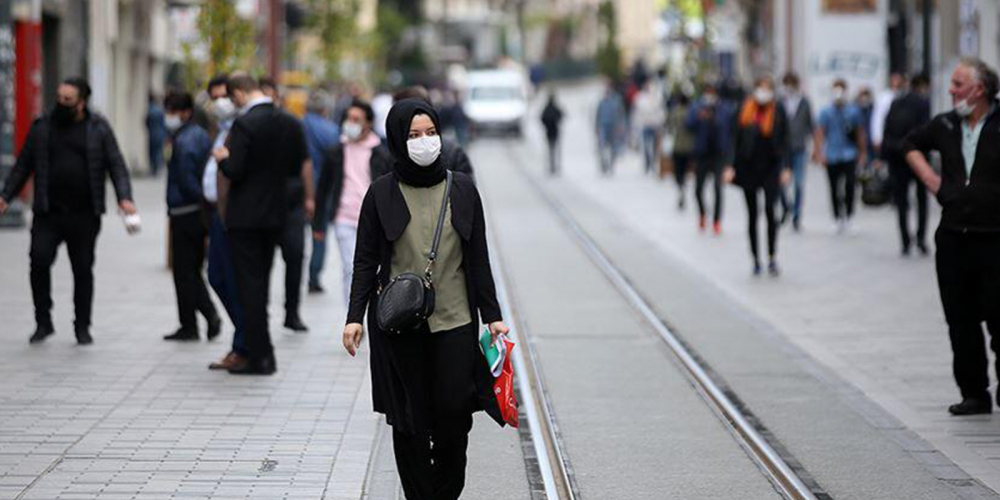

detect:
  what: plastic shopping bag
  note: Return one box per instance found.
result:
[494,335,518,428]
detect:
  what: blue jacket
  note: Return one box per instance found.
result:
[685,99,734,159]
[302,112,340,180]
[166,122,212,212]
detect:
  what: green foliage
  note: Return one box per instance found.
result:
[304,0,360,82]
[196,0,257,77]
[596,0,622,81]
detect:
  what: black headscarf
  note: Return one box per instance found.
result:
[385,98,447,187]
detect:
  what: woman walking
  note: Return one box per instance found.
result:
[341,99,510,500]
[727,77,790,276]
[668,91,695,210]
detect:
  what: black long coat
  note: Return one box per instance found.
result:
[347,171,505,433]
[732,102,789,190]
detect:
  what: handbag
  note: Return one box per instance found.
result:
[376,171,453,334]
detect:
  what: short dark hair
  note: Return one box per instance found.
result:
[344,98,374,125]
[227,74,259,95]
[207,74,229,93]
[833,78,847,89]
[392,86,431,103]
[910,73,930,89]
[163,91,194,112]
[62,77,92,101]
[259,76,277,91]
[782,72,799,87]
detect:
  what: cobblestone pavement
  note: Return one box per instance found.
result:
[525,80,1000,494]
[0,179,376,500]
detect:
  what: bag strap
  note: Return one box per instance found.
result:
[424,170,453,280]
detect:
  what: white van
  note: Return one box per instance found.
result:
[462,69,528,137]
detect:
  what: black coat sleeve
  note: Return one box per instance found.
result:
[902,114,940,156]
[101,122,133,203]
[220,120,250,182]
[467,187,502,324]
[347,188,382,325]
[1,121,39,202]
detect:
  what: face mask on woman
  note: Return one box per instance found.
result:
[754,87,774,104]
[407,135,442,167]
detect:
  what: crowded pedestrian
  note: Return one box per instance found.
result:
[882,73,931,256]
[313,98,386,307]
[215,74,313,375]
[200,75,249,370]
[0,77,136,345]
[668,91,695,210]
[595,81,627,176]
[341,98,510,500]
[815,79,866,234]
[727,77,790,276]
[870,72,907,157]
[633,80,666,175]
[162,91,220,342]
[540,91,565,176]
[903,58,1000,416]
[686,84,729,234]
[146,93,167,177]
[779,72,814,231]
[303,90,342,295]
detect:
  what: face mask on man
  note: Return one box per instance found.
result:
[407,135,442,167]
[53,103,77,125]
[211,98,236,121]
[954,86,982,117]
[165,114,183,132]
[343,121,364,142]
[832,87,846,103]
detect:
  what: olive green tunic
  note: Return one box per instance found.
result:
[392,180,471,332]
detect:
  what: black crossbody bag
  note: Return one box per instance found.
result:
[376,171,453,334]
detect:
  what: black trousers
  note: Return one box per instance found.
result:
[826,161,856,220]
[547,137,560,175]
[279,208,305,318]
[695,155,724,222]
[393,411,473,500]
[170,211,217,333]
[889,158,928,249]
[673,152,691,193]
[935,229,1000,401]
[29,212,101,331]
[742,183,780,263]
[228,228,281,360]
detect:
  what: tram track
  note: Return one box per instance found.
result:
[483,141,830,500]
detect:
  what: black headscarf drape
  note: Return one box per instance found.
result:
[385,98,447,187]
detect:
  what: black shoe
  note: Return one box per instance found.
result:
[75,329,93,345]
[768,261,781,277]
[752,263,762,276]
[228,355,277,375]
[207,316,222,341]
[29,324,55,344]
[284,315,309,333]
[901,244,911,257]
[308,283,325,294]
[917,241,929,256]
[164,329,199,341]
[948,398,992,416]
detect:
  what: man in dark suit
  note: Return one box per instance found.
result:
[214,74,314,375]
[0,77,136,345]
[882,73,931,256]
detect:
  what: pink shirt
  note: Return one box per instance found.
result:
[335,133,380,226]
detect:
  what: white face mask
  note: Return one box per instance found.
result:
[407,135,442,167]
[165,114,183,132]
[343,121,364,141]
[211,98,236,121]
[955,98,976,117]
[832,87,846,103]
[754,88,774,104]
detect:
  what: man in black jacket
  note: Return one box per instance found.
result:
[215,75,313,375]
[883,73,931,255]
[904,58,1000,416]
[0,77,135,345]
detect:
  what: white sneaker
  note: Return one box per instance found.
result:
[844,218,858,235]
[832,219,845,235]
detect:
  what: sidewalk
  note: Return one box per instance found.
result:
[527,80,1000,493]
[0,178,377,500]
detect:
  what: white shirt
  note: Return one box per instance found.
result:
[202,119,233,203]
[870,89,899,147]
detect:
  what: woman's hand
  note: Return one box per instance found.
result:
[780,168,792,186]
[488,321,510,346]
[343,323,364,357]
[722,166,736,184]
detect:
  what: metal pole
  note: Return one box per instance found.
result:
[922,0,932,78]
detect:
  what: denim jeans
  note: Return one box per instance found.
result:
[207,209,247,355]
